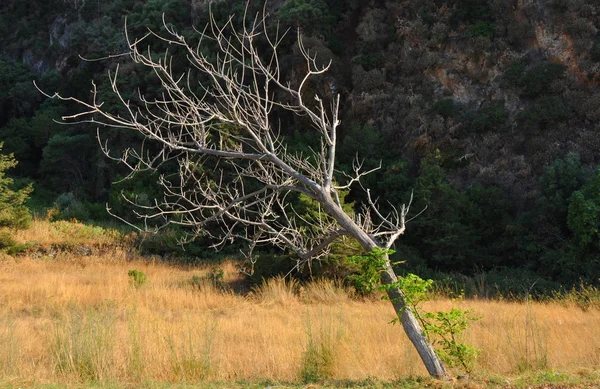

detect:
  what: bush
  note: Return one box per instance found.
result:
[351,53,386,71]
[470,21,495,38]
[504,61,567,98]
[0,230,16,249]
[0,206,31,229]
[429,22,449,46]
[549,0,576,12]
[484,268,561,299]
[450,0,492,28]
[432,99,460,118]
[538,152,586,222]
[137,229,213,260]
[51,192,96,222]
[277,0,334,37]
[128,270,147,289]
[565,18,595,40]
[503,61,526,85]
[520,62,567,98]
[187,267,226,291]
[6,242,31,256]
[467,100,507,133]
[517,96,571,131]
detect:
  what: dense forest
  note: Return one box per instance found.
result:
[1,0,600,297]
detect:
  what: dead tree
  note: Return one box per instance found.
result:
[39,10,449,380]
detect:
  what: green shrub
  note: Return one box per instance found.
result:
[423,308,480,373]
[137,228,215,261]
[450,0,492,28]
[0,206,31,229]
[470,21,495,38]
[351,53,386,71]
[50,220,121,243]
[349,248,480,374]
[521,62,567,98]
[0,230,16,249]
[568,168,600,251]
[484,268,560,299]
[467,100,507,133]
[206,266,225,290]
[517,96,570,131]
[503,61,526,85]
[0,143,32,229]
[128,270,147,289]
[0,227,32,256]
[51,192,92,221]
[299,314,335,383]
[277,0,334,36]
[187,267,227,291]
[247,252,298,284]
[537,152,586,225]
[6,242,31,256]
[506,61,567,98]
[432,99,460,118]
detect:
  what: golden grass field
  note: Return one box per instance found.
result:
[1,220,600,386]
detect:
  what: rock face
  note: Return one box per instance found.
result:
[49,15,73,51]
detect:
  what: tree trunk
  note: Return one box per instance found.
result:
[380,255,449,380]
[322,198,448,379]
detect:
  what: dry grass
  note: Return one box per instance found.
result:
[1,255,599,384]
[0,221,599,385]
[11,219,123,246]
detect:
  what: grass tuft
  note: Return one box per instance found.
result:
[50,310,116,382]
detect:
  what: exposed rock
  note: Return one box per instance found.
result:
[49,14,73,51]
[22,49,50,74]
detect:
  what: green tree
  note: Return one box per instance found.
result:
[0,143,32,229]
[407,151,511,272]
[40,133,95,196]
[568,168,600,251]
[538,152,586,232]
[277,0,335,36]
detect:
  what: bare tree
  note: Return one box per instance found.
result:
[39,9,449,380]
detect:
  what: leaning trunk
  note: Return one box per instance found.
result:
[381,255,448,380]
[322,198,448,379]
[380,255,449,380]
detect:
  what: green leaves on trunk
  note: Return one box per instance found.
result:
[348,247,480,374]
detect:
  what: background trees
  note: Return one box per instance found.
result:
[0,0,597,296]
[0,144,32,230]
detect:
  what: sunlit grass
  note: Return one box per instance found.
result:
[0,220,599,386]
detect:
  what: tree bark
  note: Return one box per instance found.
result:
[380,256,449,380]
